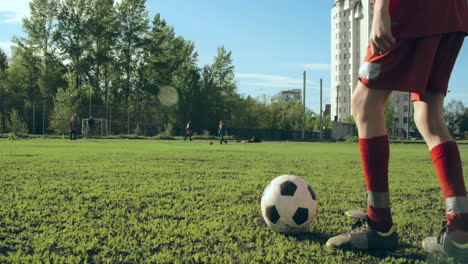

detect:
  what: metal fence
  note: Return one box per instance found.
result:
[0,101,333,140]
[0,101,169,137]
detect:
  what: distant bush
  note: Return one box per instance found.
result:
[159,122,174,138]
[117,134,146,139]
[343,136,358,143]
[6,109,29,135]
[7,133,17,140]
[152,134,176,140]
[134,125,141,135]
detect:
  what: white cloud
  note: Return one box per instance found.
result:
[0,0,30,24]
[301,64,331,71]
[0,41,12,56]
[236,73,303,89]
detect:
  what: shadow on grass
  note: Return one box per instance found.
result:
[287,234,431,263]
[284,231,330,244]
[331,241,429,263]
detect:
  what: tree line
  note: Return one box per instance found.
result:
[0,0,328,137]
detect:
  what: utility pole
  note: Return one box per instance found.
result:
[302,71,306,140]
[407,92,411,139]
[319,78,323,140]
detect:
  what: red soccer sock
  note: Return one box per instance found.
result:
[359,135,393,232]
[430,141,468,232]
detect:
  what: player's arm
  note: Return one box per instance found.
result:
[370,0,395,55]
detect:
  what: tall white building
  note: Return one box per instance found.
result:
[331,0,413,138]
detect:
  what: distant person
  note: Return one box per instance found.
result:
[325,0,468,259]
[69,115,77,140]
[88,116,95,138]
[184,120,193,141]
[248,136,262,143]
[218,120,228,144]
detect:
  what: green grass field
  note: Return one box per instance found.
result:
[1,139,467,263]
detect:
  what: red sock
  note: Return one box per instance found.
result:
[359,135,393,232]
[430,141,468,232]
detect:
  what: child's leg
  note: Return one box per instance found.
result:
[414,92,468,236]
[352,83,393,232]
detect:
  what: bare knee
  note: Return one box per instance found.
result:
[351,86,387,124]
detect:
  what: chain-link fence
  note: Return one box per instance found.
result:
[0,101,170,137]
[0,101,332,140]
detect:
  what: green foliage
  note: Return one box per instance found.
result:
[458,109,468,135]
[341,116,355,124]
[49,72,81,134]
[444,99,465,136]
[0,139,457,263]
[343,135,358,143]
[6,109,29,134]
[159,122,174,137]
[7,132,18,140]
[0,48,8,71]
[0,112,3,132]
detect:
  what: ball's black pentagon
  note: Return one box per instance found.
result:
[265,206,280,224]
[307,185,317,200]
[292,207,309,225]
[280,181,297,196]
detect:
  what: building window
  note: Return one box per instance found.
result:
[403,117,408,124]
[403,106,408,112]
[394,118,399,124]
[344,54,347,59]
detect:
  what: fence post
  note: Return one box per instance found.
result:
[109,106,112,135]
[42,100,46,135]
[144,102,147,137]
[32,100,35,134]
[4,103,6,133]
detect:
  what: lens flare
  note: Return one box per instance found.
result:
[158,86,179,107]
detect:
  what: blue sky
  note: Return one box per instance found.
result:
[0,0,467,113]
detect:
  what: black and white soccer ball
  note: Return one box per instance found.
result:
[261,175,317,233]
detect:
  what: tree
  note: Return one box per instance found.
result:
[50,71,82,134]
[116,0,149,102]
[0,48,8,71]
[54,0,92,92]
[6,109,29,134]
[444,99,465,135]
[87,0,118,104]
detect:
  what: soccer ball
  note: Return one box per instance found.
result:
[261,175,317,233]
[209,141,213,145]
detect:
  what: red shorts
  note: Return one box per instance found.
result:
[358,32,465,102]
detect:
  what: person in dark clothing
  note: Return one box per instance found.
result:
[69,115,77,140]
[184,120,193,141]
[248,136,262,143]
[87,116,95,138]
[218,120,228,144]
